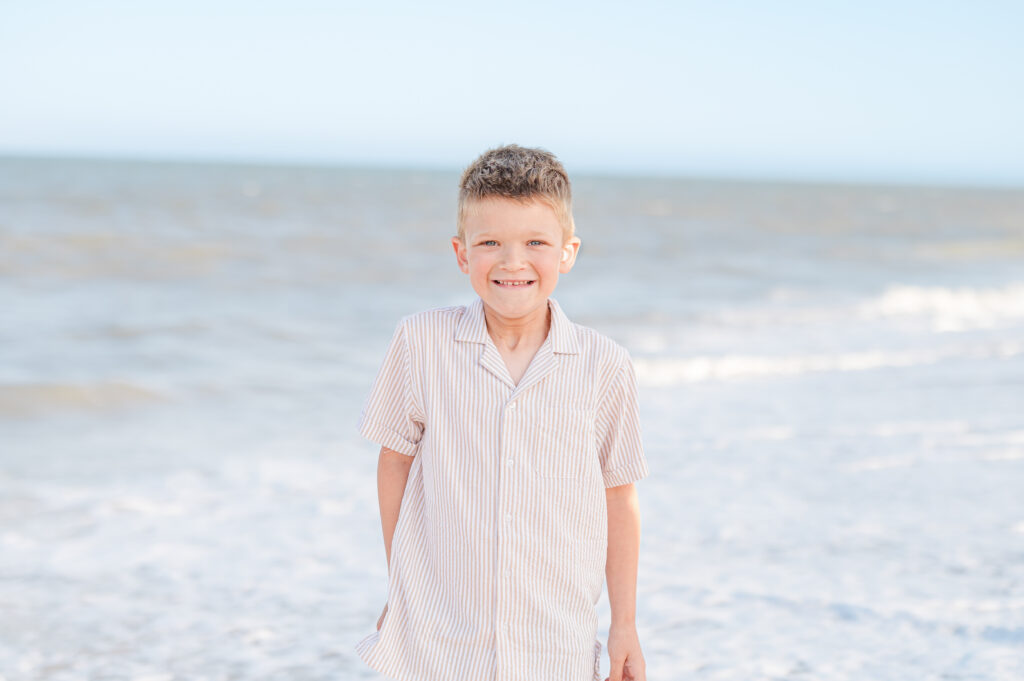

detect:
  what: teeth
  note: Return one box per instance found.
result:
[497,280,532,286]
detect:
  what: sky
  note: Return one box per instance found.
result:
[1,1,1022,185]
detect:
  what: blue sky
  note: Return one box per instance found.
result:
[1,1,1022,185]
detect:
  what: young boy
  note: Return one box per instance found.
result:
[355,144,649,681]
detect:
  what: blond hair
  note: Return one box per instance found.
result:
[456,143,575,244]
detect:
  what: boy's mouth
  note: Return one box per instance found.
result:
[493,279,536,288]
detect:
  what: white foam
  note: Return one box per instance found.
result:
[634,341,1024,385]
[859,420,971,438]
[844,455,920,472]
[742,426,797,441]
[857,282,1024,331]
[979,449,1024,461]
[98,496,186,517]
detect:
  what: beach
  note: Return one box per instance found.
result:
[1,156,1023,680]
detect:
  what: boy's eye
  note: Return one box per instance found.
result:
[478,239,545,246]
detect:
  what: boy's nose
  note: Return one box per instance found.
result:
[499,247,528,269]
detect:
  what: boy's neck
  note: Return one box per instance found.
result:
[482,300,552,352]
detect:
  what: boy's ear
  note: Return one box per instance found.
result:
[559,236,581,273]
[451,236,470,274]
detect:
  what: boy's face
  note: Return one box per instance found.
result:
[451,197,581,321]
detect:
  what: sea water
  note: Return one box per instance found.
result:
[1,157,1022,680]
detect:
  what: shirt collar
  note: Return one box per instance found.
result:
[455,296,580,355]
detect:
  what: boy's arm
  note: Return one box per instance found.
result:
[605,481,641,626]
[606,481,646,680]
[378,445,414,574]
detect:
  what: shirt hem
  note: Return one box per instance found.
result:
[602,460,650,488]
[358,419,419,457]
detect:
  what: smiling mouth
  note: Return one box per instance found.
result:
[493,279,536,287]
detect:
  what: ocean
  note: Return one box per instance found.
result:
[1,156,1022,680]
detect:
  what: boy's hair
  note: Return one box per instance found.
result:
[456,143,575,244]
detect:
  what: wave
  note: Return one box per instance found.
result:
[856,282,1024,331]
[655,283,1024,338]
[633,340,1024,385]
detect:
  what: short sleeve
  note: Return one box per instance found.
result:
[596,352,650,488]
[357,318,425,457]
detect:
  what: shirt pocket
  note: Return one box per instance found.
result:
[533,405,596,479]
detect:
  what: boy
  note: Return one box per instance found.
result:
[355,144,649,681]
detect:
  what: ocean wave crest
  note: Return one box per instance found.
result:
[857,283,1024,331]
[633,341,1023,385]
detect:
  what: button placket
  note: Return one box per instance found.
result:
[497,397,519,661]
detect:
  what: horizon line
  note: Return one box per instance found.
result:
[1,149,1021,193]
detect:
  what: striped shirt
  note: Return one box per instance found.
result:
[355,295,649,681]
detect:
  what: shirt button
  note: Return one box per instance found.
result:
[505,513,512,523]
[506,458,514,467]
[505,567,512,577]
[507,402,517,410]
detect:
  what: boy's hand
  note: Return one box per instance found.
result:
[376,603,388,631]
[604,623,645,681]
